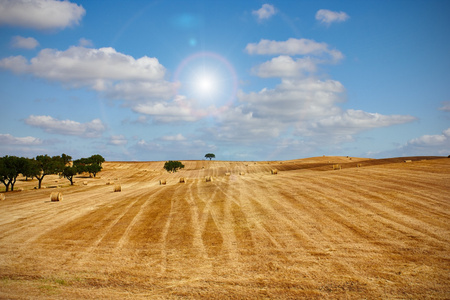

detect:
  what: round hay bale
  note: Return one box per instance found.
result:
[239,172,245,175]
[83,181,88,185]
[357,164,362,168]
[179,177,185,183]
[404,160,412,163]
[50,192,62,202]
[106,181,113,185]
[0,193,5,201]
[114,185,122,192]
[225,172,231,176]
[271,169,278,175]
[205,176,212,182]
[160,179,166,185]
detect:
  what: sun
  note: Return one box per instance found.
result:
[173,52,238,114]
[195,73,216,95]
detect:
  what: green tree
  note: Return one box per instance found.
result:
[89,154,105,167]
[0,156,27,192]
[86,163,101,177]
[205,153,215,160]
[34,155,64,189]
[164,161,185,173]
[62,166,77,185]
[73,154,104,178]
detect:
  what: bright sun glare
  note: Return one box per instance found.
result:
[194,73,218,96]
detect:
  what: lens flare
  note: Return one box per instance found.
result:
[173,51,238,117]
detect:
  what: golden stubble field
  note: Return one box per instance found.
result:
[0,156,449,299]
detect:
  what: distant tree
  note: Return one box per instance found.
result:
[21,158,38,181]
[0,156,27,192]
[61,153,72,166]
[74,154,104,177]
[86,163,102,177]
[62,166,77,185]
[164,161,185,173]
[89,154,105,167]
[34,155,64,189]
[205,153,215,160]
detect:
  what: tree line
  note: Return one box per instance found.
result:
[0,154,105,192]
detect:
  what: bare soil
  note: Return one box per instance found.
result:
[0,156,449,299]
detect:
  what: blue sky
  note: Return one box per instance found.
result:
[0,0,449,161]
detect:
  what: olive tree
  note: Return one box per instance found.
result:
[164,161,185,173]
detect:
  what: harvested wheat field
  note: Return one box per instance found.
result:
[0,156,449,299]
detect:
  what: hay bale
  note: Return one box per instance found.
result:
[225,172,231,176]
[205,176,212,182]
[0,193,5,201]
[404,160,412,163]
[114,185,121,192]
[179,177,185,183]
[333,164,341,170]
[357,164,362,168]
[271,169,278,175]
[50,192,62,202]
[83,181,88,185]
[106,181,113,185]
[239,172,245,175]
[159,179,166,185]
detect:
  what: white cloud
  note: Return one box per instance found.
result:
[252,4,276,21]
[315,9,349,25]
[387,128,450,157]
[0,0,85,30]
[161,134,186,141]
[408,128,450,147]
[0,133,42,145]
[10,36,39,49]
[238,78,344,121]
[132,95,205,123]
[252,55,317,78]
[25,115,106,138]
[0,47,166,86]
[245,38,343,62]
[297,109,417,143]
[0,46,176,117]
[109,135,127,146]
[78,38,93,47]
[439,101,450,112]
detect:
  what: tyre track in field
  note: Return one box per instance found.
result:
[320,175,450,246]
[230,176,286,254]
[326,173,450,227]
[244,175,342,257]
[0,186,117,244]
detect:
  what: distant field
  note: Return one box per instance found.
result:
[0,156,449,299]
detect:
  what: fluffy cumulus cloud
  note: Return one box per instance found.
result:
[245,38,343,62]
[211,37,417,150]
[297,109,417,143]
[10,36,39,49]
[439,101,450,112]
[252,55,317,78]
[161,134,186,141]
[0,0,85,30]
[25,115,106,138]
[0,47,167,87]
[132,95,204,123]
[0,133,42,145]
[109,135,128,146]
[0,46,181,121]
[391,128,450,156]
[315,9,349,25]
[252,4,276,21]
